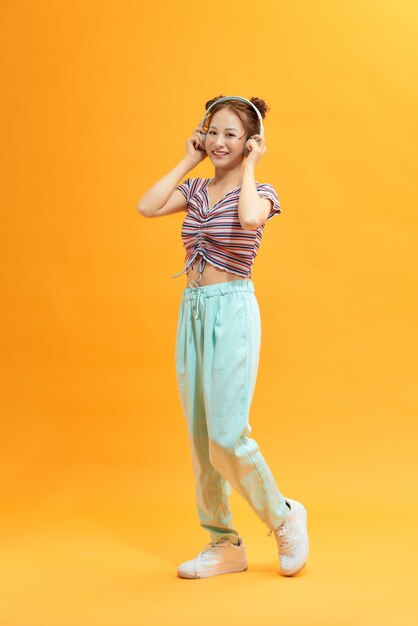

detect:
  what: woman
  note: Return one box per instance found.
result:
[137,95,309,579]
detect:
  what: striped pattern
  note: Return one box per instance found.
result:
[171,177,281,279]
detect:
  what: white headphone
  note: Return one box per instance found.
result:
[198,96,264,145]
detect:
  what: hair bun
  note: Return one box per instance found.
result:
[205,94,226,110]
[249,97,270,119]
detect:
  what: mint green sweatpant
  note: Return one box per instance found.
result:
[175,279,289,544]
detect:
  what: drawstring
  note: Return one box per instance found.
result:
[171,250,206,280]
[189,256,206,320]
[170,254,196,279]
[189,282,202,320]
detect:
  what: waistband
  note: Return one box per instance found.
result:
[182,279,254,302]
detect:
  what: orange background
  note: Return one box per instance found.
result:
[1,1,417,624]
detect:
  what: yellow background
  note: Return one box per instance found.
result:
[1,1,417,624]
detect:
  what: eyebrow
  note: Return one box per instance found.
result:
[209,125,239,131]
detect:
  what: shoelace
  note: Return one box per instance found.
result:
[267,520,293,556]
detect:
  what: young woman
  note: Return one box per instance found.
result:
[137,95,309,579]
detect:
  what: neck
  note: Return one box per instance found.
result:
[210,165,244,188]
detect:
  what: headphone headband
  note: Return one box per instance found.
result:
[198,95,264,137]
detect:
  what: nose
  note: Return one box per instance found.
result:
[212,135,227,150]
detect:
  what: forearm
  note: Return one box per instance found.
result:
[238,163,266,229]
[136,157,194,216]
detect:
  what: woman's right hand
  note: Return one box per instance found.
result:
[184,127,208,166]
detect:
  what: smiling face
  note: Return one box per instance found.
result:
[205,108,248,167]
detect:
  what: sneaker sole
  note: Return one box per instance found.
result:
[177,562,249,579]
[282,561,307,576]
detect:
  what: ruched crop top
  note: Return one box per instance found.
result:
[170,177,281,280]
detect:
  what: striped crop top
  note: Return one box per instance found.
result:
[170,177,282,280]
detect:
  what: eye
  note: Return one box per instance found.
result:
[208,131,236,137]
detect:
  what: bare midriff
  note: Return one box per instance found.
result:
[186,252,250,287]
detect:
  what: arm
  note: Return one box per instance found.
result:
[136,157,194,218]
[238,163,271,229]
[137,125,208,218]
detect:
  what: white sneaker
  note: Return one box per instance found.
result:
[177,537,248,579]
[268,498,309,576]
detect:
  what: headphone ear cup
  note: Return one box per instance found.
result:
[198,131,206,149]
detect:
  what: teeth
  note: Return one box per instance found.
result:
[213,151,228,155]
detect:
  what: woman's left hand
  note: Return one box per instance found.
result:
[244,134,267,166]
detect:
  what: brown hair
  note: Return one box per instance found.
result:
[203,95,270,139]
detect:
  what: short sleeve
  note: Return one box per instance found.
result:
[175,178,191,209]
[257,183,282,221]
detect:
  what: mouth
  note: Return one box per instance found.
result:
[212,150,229,158]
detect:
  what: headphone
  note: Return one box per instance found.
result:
[198,95,264,156]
